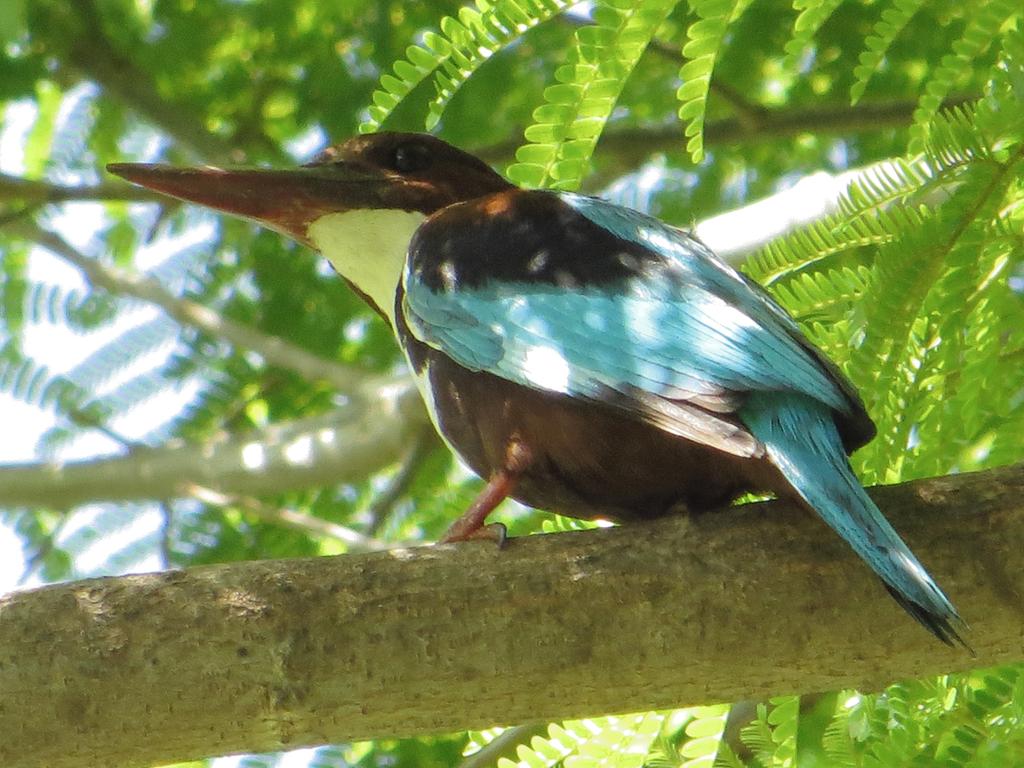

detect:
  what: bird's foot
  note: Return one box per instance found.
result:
[439,521,508,547]
[436,439,531,547]
[437,473,512,545]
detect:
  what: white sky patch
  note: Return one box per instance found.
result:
[523,345,570,392]
[277,747,323,768]
[111,378,203,443]
[134,217,217,271]
[210,756,245,768]
[70,505,164,575]
[0,99,36,173]
[316,426,338,446]
[241,442,267,471]
[283,433,314,466]
[284,124,328,161]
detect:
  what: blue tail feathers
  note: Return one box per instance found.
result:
[741,391,967,647]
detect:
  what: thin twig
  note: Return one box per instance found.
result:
[365,428,441,536]
[0,173,166,204]
[64,405,137,450]
[183,483,396,552]
[6,221,372,394]
[157,501,175,569]
[474,95,979,166]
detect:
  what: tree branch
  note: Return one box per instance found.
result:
[0,386,427,509]
[7,221,372,393]
[365,428,442,536]
[184,483,396,551]
[56,0,241,163]
[2,463,1020,768]
[475,95,977,167]
[0,173,165,204]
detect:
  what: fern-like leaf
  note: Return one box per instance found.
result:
[360,0,571,134]
[850,0,928,104]
[922,103,993,174]
[498,720,588,768]
[566,712,664,767]
[425,1,575,130]
[821,692,864,768]
[744,158,938,287]
[853,155,1019,479]
[738,703,774,761]
[5,279,119,330]
[508,0,681,190]
[0,341,111,427]
[837,157,934,218]
[676,0,750,164]
[679,704,729,768]
[929,668,1020,766]
[782,0,845,74]
[773,265,871,323]
[63,315,178,395]
[745,203,929,287]
[909,0,1022,153]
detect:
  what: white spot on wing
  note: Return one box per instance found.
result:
[528,249,549,273]
[439,261,456,289]
[523,345,570,392]
[627,298,660,337]
[554,270,577,288]
[616,252,639,270]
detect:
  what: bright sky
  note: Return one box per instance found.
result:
[0,91,328,594]
[0,95,206,592]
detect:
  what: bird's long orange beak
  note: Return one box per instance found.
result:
[107,163,388,245]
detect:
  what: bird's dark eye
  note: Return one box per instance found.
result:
[392,143,431,173]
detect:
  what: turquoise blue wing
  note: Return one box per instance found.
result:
[560,192,871,430]
[401,191,857,456]
[404,279,847,406]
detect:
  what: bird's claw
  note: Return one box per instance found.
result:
[439,521,507,547]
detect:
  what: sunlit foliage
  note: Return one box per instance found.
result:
[1,0,1022,765]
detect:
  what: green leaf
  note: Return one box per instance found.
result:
[509,0,681,189]
[675,0,748,164]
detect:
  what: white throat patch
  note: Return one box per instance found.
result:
[308,209,426,327]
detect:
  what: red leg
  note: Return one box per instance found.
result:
[439,440,532,545]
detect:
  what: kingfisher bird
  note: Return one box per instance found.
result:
[110,132,965,646]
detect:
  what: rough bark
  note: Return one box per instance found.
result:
[2,463,1022,768]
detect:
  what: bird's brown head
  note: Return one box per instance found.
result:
[107,132,512,247]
